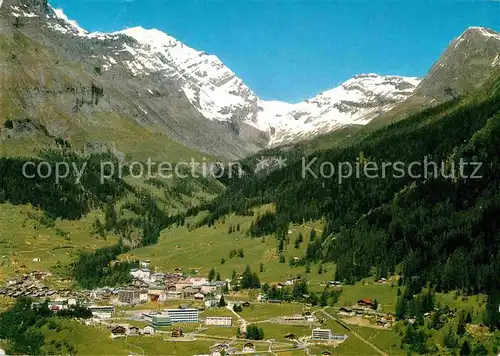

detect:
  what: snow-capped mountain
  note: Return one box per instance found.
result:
[257,74,420,145]
[104,25,421,146]
[3,1,497,158]
[39,8,421,146]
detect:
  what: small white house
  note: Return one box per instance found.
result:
[130,268,151,281]
[139,260,151,268]
[142,325,155,335]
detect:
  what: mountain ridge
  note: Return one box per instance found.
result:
[1,2,499,158]
[45,8,423,147]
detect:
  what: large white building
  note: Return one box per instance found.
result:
[165,308,199,323]
[205,316,233,327]
[312,328,348,341]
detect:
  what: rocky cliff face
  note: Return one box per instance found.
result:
[414,27,500,99]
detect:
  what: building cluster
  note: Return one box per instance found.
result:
[140,306,200,326]
[337,298,395,327]
[121,263,227,306]
[0,271,57,298]
[205,316,233,327]
[197,342,256,356]
[110,324,157,338]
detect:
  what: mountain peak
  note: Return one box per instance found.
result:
[460,26,500,40]
[414,26,500,99]
[3,0,49,14]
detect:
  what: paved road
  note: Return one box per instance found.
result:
[318,308,387,356]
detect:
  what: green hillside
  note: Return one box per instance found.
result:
[183,72,500,328]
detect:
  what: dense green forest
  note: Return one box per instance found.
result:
[0,148,212,288]
[186,73,500,303]
[0,298,92,354]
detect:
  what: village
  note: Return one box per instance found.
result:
[0,259,401,355]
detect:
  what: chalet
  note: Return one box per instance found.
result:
[305,315,317,322]
[243,342,255,352]
[142,325,155,335]
[111,326,127,338]
[257,294,268,302]
[210,343,234,355]
[338,307,355,316]
[128,326,140,335]
[357,299,374,308]
[171,327,183,337]
[166,285,177,292]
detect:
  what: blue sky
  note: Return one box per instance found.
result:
[49,0,500,102]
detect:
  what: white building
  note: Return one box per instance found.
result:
[165,308,199,323]
[305,315,317,323]
[88,305,115,319]
[312,328,348,341]
[205,316,232,327]
[312,328,332,340]
[139,260,151,268]
[142,325,156,335]
[130,268,151,281]
[200,283,218,294]
[186,276,208,287]
[205,297,219,308]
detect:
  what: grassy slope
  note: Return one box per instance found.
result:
[0,33,212,162]
[120,205,333,290]
[0,203,119,284]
